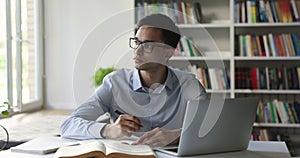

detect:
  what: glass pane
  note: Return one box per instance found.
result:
[21,0,37,104]
[0,1,7,104]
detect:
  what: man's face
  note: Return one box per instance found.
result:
[132,26,173,70]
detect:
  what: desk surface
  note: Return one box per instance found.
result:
[157,141,290,158]
[0,141,290,158]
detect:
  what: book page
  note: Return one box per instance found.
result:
[54,141,106,158]
[102,139,155,156]
[119,135,139,145]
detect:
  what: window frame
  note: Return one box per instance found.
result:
[4,0,44,113]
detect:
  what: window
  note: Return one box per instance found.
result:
[0,0,43,113]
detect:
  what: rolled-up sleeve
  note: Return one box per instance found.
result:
[60,74,113,139]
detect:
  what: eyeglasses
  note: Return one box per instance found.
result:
[129,37,172,53]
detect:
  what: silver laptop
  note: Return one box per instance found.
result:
[156,97,259,156]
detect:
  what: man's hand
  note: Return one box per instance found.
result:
[136,128,181,148]
[101,114,142,139]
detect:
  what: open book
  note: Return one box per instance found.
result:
[54,139,157,158]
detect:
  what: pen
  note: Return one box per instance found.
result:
[115,110,124,115]
[114,110,143,127]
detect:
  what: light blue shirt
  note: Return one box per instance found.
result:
[60,67,207,139]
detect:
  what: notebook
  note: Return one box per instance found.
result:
[10,135,79,155]
[156,97,259,156]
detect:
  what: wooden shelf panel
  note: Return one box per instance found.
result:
[171,56,231,61]
[235,90,300,94]
[234,57,300,61]
[254,123,300,128]
[206,89,231,93]
[178,23,231,28]
[234,22,300,27]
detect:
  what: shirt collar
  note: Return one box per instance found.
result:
[164,68,174,90]
[133,69,143,91]
[132,68,174,92]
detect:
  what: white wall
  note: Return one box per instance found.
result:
[44,0,135,109]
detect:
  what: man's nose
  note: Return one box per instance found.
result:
[134,46,143,55]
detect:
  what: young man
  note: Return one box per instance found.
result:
[60,14,207,147]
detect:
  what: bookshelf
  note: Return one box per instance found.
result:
[134,0,300,156]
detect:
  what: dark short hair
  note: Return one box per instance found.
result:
[135,14,181,49]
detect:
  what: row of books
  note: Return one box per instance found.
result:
[186,65,230,90]
[135,1,203,24]
[256,99,300,124]
[235,67,300,90]
[174,37,201,57]
[251,129,287,141]
[234,0,300,23]
[235,33,300,57]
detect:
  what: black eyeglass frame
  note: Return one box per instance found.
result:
[129,37,173,53]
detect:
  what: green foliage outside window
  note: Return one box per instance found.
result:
[0,102,9,116]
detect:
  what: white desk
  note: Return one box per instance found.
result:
[0,141,290,158]
[156,141,290,158]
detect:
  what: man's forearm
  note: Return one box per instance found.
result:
[60,116,106,139]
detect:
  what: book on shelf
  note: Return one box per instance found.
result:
[251,68,259,89]
[265,1,274,23]
[235,67,249,89]
[246,1,252,23]
[194,2,203,23]
[241,0,247,23]
[176,2,184,24]
[268,33,278,56]
[257,100,264,123]
[274,1,283,22]
[262,34,270,56]
[180,2,188,24]
[54,139,157,158]
[276,34,286,56]
[259,129,270,141]
[258,67,268,89]
[295,0,300,21]
[250,0,257,23]
[274,99,289,124]
[292,101,300,123]
[258,0,268,22]
[291,34,300,56]
[271,101,279,123]
[234,0,240,23]
[271,68,280,89]
[285,102,297,124]
[208,68,220,90]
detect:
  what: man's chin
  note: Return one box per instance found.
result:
[135,63,165,70]
[135,65,145,70]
